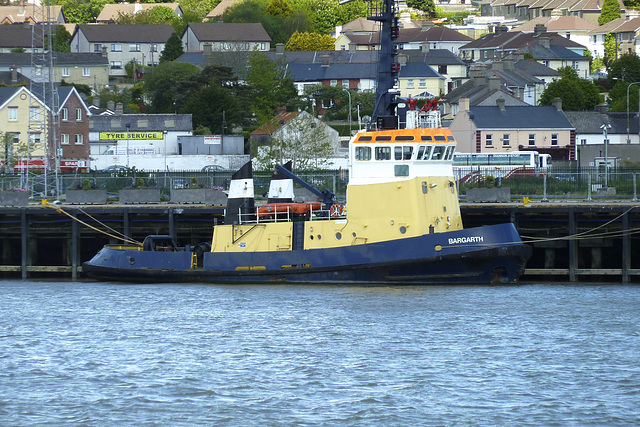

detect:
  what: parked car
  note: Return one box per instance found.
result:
[202,165,227,172]
[102,165,127,173]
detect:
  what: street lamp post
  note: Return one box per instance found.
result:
[601,123,611,188]
[626,82,640,144]
[342,87,352,135]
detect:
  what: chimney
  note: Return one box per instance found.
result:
[321,54,330,67]
[115,102,124,115]
[422,21,434,31]
[495,25,508,34]
[421,41,429,53]
[92,97,100,107]
[472,75,487,87]
[492,61,504,72]
[276,43,284,55]
[459,97,470,112]
[488,76,501,91]
[552,97,562,111]
[107,100,115,111]
[504,58,514,70]
[203,42,212,56]
[10,65,17,83]
[349,43,356,53]
[534,24,547,36]
[596,103,608,114]
[135,0,142,13]
[398,53,407,67]
[101,45,107,57]
[539,37,551,49]
[496,98,506,111]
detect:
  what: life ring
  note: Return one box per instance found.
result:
[330,204,343,217]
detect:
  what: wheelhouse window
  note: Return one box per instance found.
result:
[394,165,409,176]
[375,146,391,160]
[355,146,371,160]
[444,146,455,160]
[417,145,432,160]
[394,146,413,160]
[432,146,446,160]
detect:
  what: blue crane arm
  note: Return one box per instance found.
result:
[275,164,336,208]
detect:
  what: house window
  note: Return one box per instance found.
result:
[321,99,333,109]
[221,42,230,50]
[342,80,349,88]
[29,133,41,145]
[407,79,414,89]
[83,67,90,77]
[75,134,83,145]
[572,61,579,70]
[111,43,122,52]
[76,108,82,121]
[260,42,266,50]
[8,106,18,121]
[551,134,558,146]
[129,43,141,52]
[330,80,337,87]
[62,67,70,77]
[30,107,39,121]
[61,133,69,145]
[94,43,102,52]
[9,132,20,144]
[502,134,510,146]
[528,134,535,146]
[151,43,158,52]
[35,66,43,76]
[542,60,548,66]
[581,138,586,145]
[438,65,447,74]
[419,79,426,88]
[110,61,122,69]
[61,108,68,121]
[485,134,493,147]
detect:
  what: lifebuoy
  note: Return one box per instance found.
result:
[330,204,343,217]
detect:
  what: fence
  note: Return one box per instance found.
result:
[3,167,640,202]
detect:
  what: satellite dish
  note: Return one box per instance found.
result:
[362,115,371,124]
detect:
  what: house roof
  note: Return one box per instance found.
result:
[0,70,30,86]
[251,111,301,135]
[287,62,379,81]
[90,114,193,132]
[341,17,379,33]
[0,5,64,23]
[0,86,21,108]
[185,22,271,42]
[398,26,473,43]
[0,52,108,67]
[564,111,639,134]
[470,105,573,129]
[511,16,598,33]
[518,44,588,61]
[74,24,175,43]
[207,0,242,18]
[587,17,626,35]
[460,31,585,51]
[97,3,181,22]
[613,17,640,33]
[0,24,44,48]
[514,59,562,77]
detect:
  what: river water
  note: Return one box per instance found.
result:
[1,281,639,425]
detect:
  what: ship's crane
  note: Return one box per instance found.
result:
[274,164,336,209]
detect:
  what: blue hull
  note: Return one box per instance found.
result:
[83,223,531,285]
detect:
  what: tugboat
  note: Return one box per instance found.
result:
[82,0,532,284]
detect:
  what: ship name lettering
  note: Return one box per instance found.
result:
[448,236,484,245]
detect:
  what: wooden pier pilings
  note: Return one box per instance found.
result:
[1,202,639,283]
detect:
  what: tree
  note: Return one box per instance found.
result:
[142,62,201,113]
[53,0,111,24]
[406,0,436,17]
[182,84,244,134]
[285,31,335,50]
[51,25,72,52]
[114,6,178,26]
[604,32,618,67]
[539,67,601,111]
[266,0,292,18]
[245,54,298,124]
[607,54,640,84]
[159,33,184,63]
[254,112,336,169]
[598,0,621,25]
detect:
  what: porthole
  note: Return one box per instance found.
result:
[129,257,135,264]
[317,235,322,240]
[399,226,407,234]
[335,232,342,240]
[352,232,357,237]
[434,245,442,251]
[310,235,314,240]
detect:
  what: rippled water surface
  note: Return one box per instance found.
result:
[1,281,639,425]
